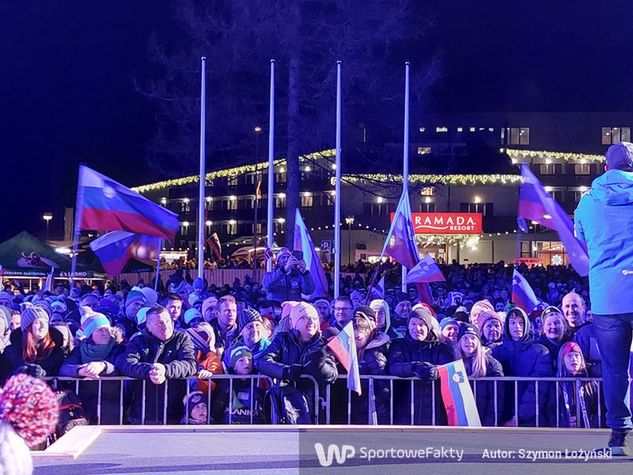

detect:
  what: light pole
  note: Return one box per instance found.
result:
[345,216,355,265]
[42,212,53,241]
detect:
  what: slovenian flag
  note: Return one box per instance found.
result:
[90,231,162,276]
[206,232,222,261]
[77,165,179,243]
[518,164,589,276]
[294,209,328,299]
[438,359,481,426]
[512,268,540,313]
[327,322,362,395]
[383,190,420,269]
[406,254,445,283]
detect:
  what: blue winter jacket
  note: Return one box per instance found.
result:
[575,170,633,315]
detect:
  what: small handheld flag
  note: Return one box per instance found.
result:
[438,359,481,427]
[406,254,445,283]
[327,322,362,395]
[512,268,540,313]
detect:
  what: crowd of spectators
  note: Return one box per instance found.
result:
[0,256,606,428]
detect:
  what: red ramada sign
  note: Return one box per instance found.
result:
[390,212,483,234]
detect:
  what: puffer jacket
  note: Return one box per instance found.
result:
[492,310,554,426]
[575,169,633,315]
[116,329,197,424]
[351,333,391,424]
[468,353,505,426]
[388,334,455,425]
[262,267,315,304]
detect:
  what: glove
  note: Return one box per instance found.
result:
[284,364,304,382]
[15,363,47,378]
[411,361,438,381]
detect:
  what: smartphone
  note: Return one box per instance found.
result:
[292,250,304,260]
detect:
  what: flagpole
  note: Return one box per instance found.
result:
[196,57,207,281]
[266,59,276,272]
[334,61,342,298]
[70,165,85,289]
[154,239,163,291]
[253,182,261,271]
[401,62,411,293]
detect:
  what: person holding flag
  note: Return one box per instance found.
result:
[387,305,455,425]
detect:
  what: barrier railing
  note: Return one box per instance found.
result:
[43,374,606,428]
[44,374,321,426]
[324,375,606,428]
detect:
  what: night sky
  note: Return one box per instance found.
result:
[2,1,632,242]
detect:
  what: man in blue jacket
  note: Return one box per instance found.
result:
[262,248,315,304]
[575,142,633,455]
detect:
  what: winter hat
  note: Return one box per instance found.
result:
[412,302,437,318]
[0,306,11,330]
[439,317,458,331]
[228,346,253,369]
[139,287,158,306]
[276,248,292,261]
[281,301,301,320]
[289,302,318,329]
[193,278,205,290]
[20,304,49,330]
[457,323,479,342]
[136,307,151,327]
[561,341,582,358]
[188,293,201,307]
[184,308,203,326]
[239,307,263,330]
[408,306,440,339]
[0,291,14,305]
[470,299,495,326]
[0,373,59,448]
[369,299,391,332]
[81,309,110,339]
[125,290,146,309]
[476,311,502,332]
[606,141,633,171]
[50,300,68,314]
[185,324,215,352]
[182,391,207,424]
[201,296,218,319]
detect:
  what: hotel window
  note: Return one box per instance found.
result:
[227,198,238,211]
[274,221,285,234]
[222,221,237,235]
[460,202,494,216]
[508,127,530,145]
[540,163,564,175]
[574,163,591,175]
[549,190,564,202]
[180,201,191,213]
[300,194,313,207]
[602,127,631,145]
[436,126,448,133]
[275,170,287,183]
[227,176,239,187]
[275,195,286,208]
[421,187,437,196]
[417,146,432,156]
[420,202,436,213]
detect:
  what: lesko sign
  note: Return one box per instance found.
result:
[390,212,483,234]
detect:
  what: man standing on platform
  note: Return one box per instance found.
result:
[575,142,633,455]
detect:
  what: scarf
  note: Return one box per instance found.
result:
[79,337,116,363]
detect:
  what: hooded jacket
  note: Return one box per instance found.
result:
[492,308,554,426]
[575,170,633,314]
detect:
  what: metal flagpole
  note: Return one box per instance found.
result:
[334,61,342,298]
[154,239,163,291]
[197,57,206,281]
[253,181,261,271]
[70,165,86,289]
[401,62,411,293]
[266,60,276,272]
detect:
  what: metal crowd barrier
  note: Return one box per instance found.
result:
[43,374,321,426]
[324,375,606,428]
[43,374,606,428]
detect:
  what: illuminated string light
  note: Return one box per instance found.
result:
[505,148,604,163]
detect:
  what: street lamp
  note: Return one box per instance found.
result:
[345,216,355,265]
[42,212,53,241]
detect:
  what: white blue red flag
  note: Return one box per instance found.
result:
[406,254,445,283]
[294,209,328,299]
[90,231,162,276]
[512,268,540,313]
[367,276,385,300]
[327,322,362,395]
[518,164,589,276]
[383,191,420,269]
[77,166,179,243]
[438,359,481,427]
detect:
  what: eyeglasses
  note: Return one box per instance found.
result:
[333,307,353,311]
